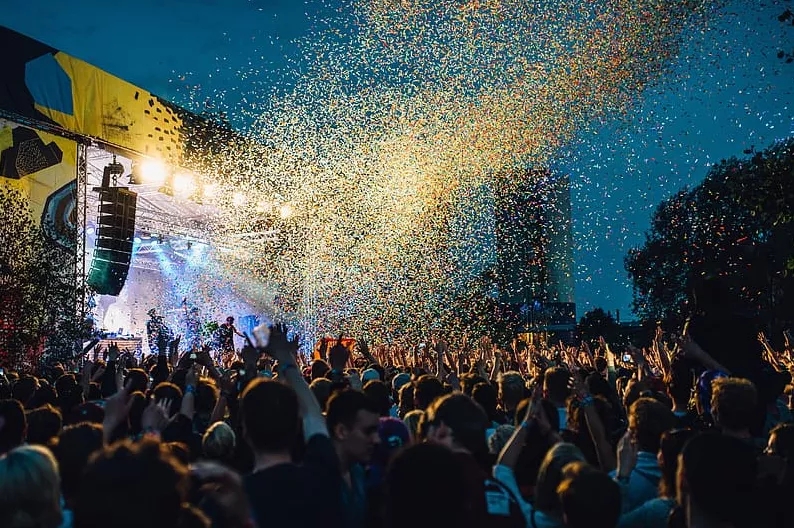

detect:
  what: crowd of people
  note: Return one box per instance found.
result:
[1,317,793,528]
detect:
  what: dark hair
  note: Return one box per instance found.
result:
[0,399,26,454]
[52,422,104,506]
[310,378,333,411]
[194,379,219,416]
[12,376,38,407]
[498,372,525,409]
[398,383,414,415]
[310,359,330,380]
[426,393,488,458]
[472,382,500,424]
[679,433,756,524]
[711,377,758,432]
[384,443,469,528]
[460,373,487,396]
[594,357,608,373]
[629,397,675,453]
[124,369,149,394]
[326,389,379,439]
[413,375,445,410]
[152,382,183,417]
[544,367,571,404]
[557,462,621,528]
[659,429,696,498]
[25,404,63,445]
[240,378,299,453]
[363,380,392,417]
[74,439,189,528]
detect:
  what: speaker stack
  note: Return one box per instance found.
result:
[86,162,137,296]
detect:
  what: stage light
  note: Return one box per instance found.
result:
[279,203,295,219]
[138,159,168,185]
[86,227,95,235]
[232,193,246,207]
[172,172,197,199]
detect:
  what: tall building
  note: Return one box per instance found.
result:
[494,169,575,330]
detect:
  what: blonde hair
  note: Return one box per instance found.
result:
[202,421,237,461]
[403,410,424,442]
[0,445,62,528]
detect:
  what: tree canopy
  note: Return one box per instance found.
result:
[626,138,794,333]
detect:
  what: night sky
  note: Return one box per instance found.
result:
[2,0,793,320]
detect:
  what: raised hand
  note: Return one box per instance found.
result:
[142,398,171,432]
[103,381,134,443]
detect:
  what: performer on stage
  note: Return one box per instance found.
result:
[184,306,203,352]
[146,308,173,355]
[213,316,244,363]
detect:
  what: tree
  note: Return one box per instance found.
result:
[577,308,622,345]
[626,138,794,334]
[0,187,83,369]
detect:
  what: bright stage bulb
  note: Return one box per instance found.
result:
[279,203,294,219]
[232,193,246,207]
[172,172,197,198]
[139,159,168,184]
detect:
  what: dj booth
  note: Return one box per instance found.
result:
[97,337,143,356]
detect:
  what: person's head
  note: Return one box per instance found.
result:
[240,378,299,454]
[202,421,237,463]
[628,397,675,453]
[12,375,39,408]
[677,433,756,525]
[310,377,333,410]
[498,371,525,411]
[190,462,251,528]
[658,429,697,499]
[403,409,424,442]
[398,382,414,416]
[557,462,621,528]
[0,445,62,528]
[25,404,63,445]
[665,359,693,409]
[226,316,235,325]
[472,382,499,423]
[488,424,516,455]
[363,380,392,417]
[124,368,149,394]
[766,423,794,458]
[384,443,469,528]
[543,367,571,405]
[148,308,157,318]
[310,359,330,381]
[152,382,183,417]
[460,373,487,396]
[534,442,587,514]
[373,417,410,468]
[74,439,189,528]
[326,389,380,465]
[594,356,608,374]
[710,377,758,434]
[413,375,445,410]
[425,393,488,458]
[51,422,104,508]
[0,399,26,455]
[391,372,411,395]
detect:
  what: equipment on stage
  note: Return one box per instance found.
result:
[87,160,138,296]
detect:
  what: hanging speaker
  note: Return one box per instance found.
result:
[87,187,137,296]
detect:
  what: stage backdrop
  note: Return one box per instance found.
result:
[0,118,77,248]
[0,25,183,167]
